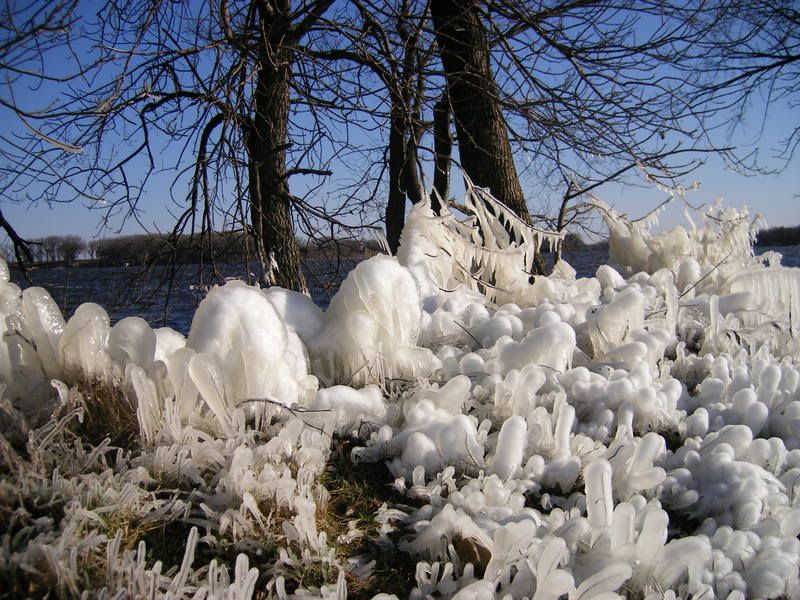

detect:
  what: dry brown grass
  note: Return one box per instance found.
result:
[314,436,420,600]
[72,377,140,450]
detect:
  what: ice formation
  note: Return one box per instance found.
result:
[308,255,440,386]
[2,188,800,599]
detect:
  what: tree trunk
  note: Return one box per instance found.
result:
[432,91,451,214]
[386,26,425,255]
[248,3,307,293]
[386,98,425,254]
[430,0,530,224]
[401,131,424,206]
[385,101,408,255]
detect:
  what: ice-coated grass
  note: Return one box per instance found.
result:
[2,188,800,599]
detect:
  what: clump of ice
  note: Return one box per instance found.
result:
[309,254,439,386]
[499,320,576,373]
[387,399,486,478]
[188,281,317,408]
[59,302,113,378]
[108,316,157,371]
[309,384,386,435]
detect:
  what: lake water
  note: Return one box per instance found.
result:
[10,246,800,335]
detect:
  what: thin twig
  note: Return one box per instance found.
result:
[454,320,480,346]
[679,251,732,299]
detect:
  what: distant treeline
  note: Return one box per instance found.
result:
[5,231,384,267]
[3,235,87,265]
[561,233,590,252]
[755,226,800,247]
[89,232,251,265]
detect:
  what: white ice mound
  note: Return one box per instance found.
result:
[59,302,112,378]
[728,265,800,334]
[187,280,317,407]
[262,286,324,342]
[595,198,800,359]
[20,286,65,380]
[309,254,439,386]
[388,399,485,477]
[310,384,386,435]
[586,286,644,357]
[108,316,157,371]
[500,319,577,373]
[489,415,527,481]
[153,326,186,362]
[0,282,62,405]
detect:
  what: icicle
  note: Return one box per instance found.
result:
[572,563,632,600]
[491,416,527,481]
[172,526,199,593]
[585,459,614,536]
[189,353,233,436]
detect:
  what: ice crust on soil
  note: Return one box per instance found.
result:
[2,188,800,599]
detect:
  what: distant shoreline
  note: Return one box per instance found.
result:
[7,252,376,272]
[754,225,800,247]
[7,225,798,271]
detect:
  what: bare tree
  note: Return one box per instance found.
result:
[304,0,436,253]
[5,0,350,292]
[40,236,61,263]
[684,1,799,169]
[58,234,85,265]
[87,239,100,261]
[431,0,530,223]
